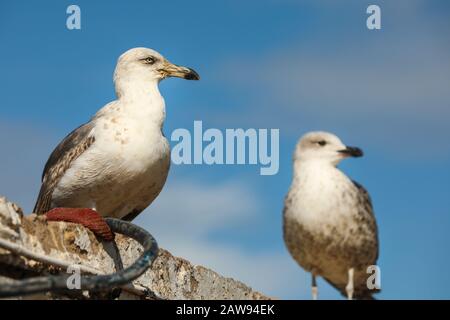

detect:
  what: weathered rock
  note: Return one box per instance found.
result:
[0,196,269,300]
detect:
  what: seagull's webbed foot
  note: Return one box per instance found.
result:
[45,208,114,241]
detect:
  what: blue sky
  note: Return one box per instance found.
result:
[0,0,449,299]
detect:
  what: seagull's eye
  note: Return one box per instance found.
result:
[317,140,327,146]
[142,56,156,65]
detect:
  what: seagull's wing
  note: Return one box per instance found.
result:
[33,122,95,214]
[323,181,380,299]
[352,180,379,261]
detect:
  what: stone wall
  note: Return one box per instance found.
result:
[0,196,269,300]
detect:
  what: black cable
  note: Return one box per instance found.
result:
[0,218,159,298]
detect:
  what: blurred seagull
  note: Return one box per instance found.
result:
[283,131,379,300]
[34,47,199,240]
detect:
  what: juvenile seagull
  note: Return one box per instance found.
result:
[34,48,199,239]
[283,131,379,300]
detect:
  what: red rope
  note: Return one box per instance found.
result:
[45,208,114,241]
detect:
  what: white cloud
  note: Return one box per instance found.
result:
[219,37,450,122]
[212,4,450,158]
[143,180,259,234]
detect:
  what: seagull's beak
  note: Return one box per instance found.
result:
[338,146,364,158]
[159,60,200,80]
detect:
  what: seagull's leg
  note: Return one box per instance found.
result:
[311,274,318,300]
[345,268,354,300]
[45,207,114,241]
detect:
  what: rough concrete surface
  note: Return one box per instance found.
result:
[0,196,270,300]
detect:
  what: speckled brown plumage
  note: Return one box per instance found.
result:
[283,131,380,299]
[284,181,379,299]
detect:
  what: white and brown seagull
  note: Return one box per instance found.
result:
[34,47,199,240]
[283,131,379,300]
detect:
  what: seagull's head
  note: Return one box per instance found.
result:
[114,48,199,94]
[294,131,363,166]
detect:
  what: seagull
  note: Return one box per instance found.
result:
[283,131,379,300]
[33,47,199,240]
